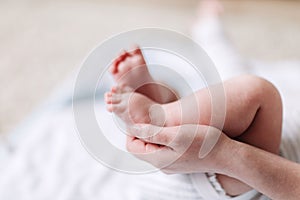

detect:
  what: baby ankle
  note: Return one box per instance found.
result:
[148,104,166,126]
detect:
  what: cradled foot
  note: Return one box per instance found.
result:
[109,46,153,90]
[109,46,178,104]
[104,85,166,126]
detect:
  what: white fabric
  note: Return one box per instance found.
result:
[191,17,250,80]
[190,173,268,200]
[0,107,138,200]
[206,173,231,197]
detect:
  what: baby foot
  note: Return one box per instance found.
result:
[109,46,153,92]
[109,46,178,104]
[105,85,166,126]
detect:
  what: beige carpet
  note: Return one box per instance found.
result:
[0,0,300,134]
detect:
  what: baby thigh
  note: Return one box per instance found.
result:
[222,75,282,154]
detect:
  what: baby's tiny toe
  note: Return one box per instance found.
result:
[105,92,121,104]
[110,94,122,104]
[119,49,128,58]
[104,92,112,102]
[111,86,122,94]
[130,45,142,55]
[129,44,141,56]
[112,50,128,70]
[109,66,114,73]
[111,86,117,93]
[109,62,118,74]
[106,98,123,112]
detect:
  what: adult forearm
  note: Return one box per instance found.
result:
[225,140,300,200]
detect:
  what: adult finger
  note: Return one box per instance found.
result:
[126,136,164,154]
[127,124,179,147]
[126,136,176,169]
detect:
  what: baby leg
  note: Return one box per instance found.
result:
[109,46,178,104]
[163,75,282,154]
[216,75,282,196]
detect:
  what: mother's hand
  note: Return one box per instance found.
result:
[126,124,234,174]
[127,124,300,200]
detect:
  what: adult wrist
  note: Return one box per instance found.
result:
[214,136,244,175]
[221,139,253,180]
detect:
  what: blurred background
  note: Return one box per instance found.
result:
[1,0,300,135]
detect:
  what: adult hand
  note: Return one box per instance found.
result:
[126,124,234,174]
[126,124,300,200]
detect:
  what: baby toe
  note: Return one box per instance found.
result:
[131,45,142,55]
[119,49,127,57]
[105,91,122,104]
[104,92,112,103]
[110,94,122,104]
[112,50,128,70]
[109,62,118,74]
[111,85,122,94]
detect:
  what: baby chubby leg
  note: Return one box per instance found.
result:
[216,75,282,196]
[162,75,282,154]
